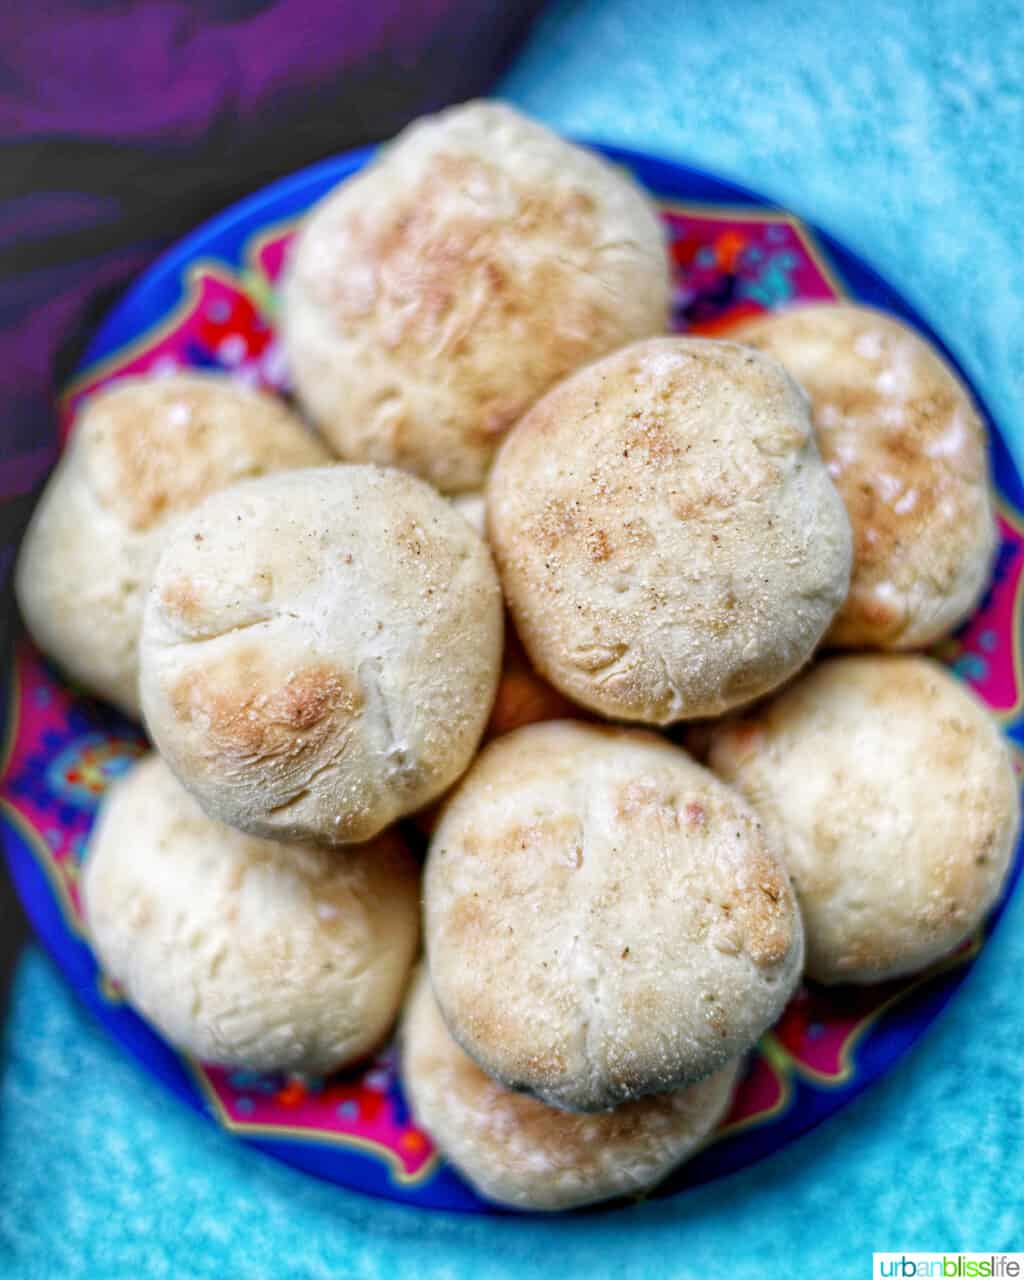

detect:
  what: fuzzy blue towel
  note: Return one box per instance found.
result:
[3,1,1023,1274]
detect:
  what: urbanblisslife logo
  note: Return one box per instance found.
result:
[874,1257,1024,1278]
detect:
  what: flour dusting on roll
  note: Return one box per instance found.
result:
[487,337,852,723]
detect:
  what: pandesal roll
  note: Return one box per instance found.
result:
[139,464,503,845]
[83,754,420,1075]
[425,721,803,1112]
[709,655,1019,984]
[282,100,670,494]
[487,337,852,723]
[734,303,996,648]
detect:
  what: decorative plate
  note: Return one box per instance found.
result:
[3,142,1022,1214]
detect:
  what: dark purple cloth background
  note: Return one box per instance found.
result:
[0,0,544,994]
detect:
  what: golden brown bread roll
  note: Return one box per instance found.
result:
[733,303,996,648]
[282,100,670,494]
[140,464,503,845]
[424,721,803,1112]
[709,655,1019,984]
[488,337,852,723]
[84,755,420,1075]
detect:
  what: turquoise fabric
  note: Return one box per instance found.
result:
[3,1,1022,1274]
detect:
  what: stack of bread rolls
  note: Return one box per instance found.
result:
[16,102,1019,1212]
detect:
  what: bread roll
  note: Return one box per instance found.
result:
[709,655,1019,984]
[424,721,803,1112]
[139,464,503,845]
[487,337,852,722]
[401,971,740,1211]
[15,374,328,717]
[83,755,420,1075]
[282,101,670,494]
[734,303,996,648]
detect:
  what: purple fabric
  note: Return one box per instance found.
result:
[0,0,545,514]
[7,3,509,142]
